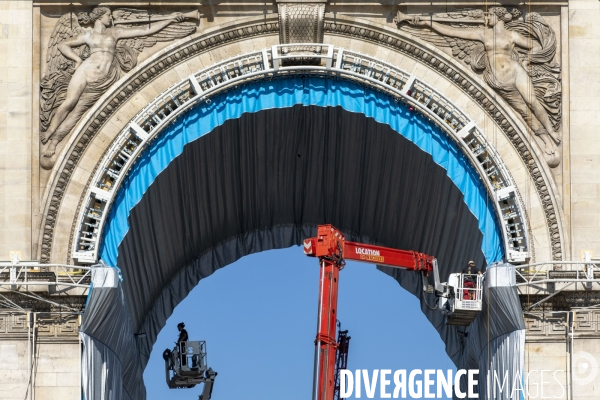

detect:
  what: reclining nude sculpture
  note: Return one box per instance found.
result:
[40,7,199,169]
[396,7,562,167]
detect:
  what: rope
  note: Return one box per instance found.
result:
[484,2,492,397]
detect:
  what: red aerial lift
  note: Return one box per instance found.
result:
[303,224,482,400]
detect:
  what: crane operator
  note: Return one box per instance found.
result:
[177,322,189,367]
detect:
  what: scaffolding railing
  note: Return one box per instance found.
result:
[515,261,600,310]
[515,261,600,286]
[0,261,92,290]
[455,274,483,311]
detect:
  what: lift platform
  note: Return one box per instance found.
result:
[442,273,483,326]
[163,340,217,399]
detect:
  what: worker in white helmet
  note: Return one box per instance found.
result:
[461,261,482,300]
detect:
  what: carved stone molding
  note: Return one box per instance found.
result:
[0,292,86,313]
[525,310,600,339]
[525,313,567,337]
[521,292,600,316]
[39,19,280,264]
[36,313,79,338]
[0,312,80,339]
[564,291,600,308]
[37,16,564,267]
[0,313,28,336]
[278,2,325,44]
[520,294,570,312]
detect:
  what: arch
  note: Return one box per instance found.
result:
[79,76,523,400]
[106,75,500,342]
[72,48,530,400]
[100,77,503,267]
[37,17,565,267]
[98,76,506,347]
[71,45,530,269]
[27,13,559,400]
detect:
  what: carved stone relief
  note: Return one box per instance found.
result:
[396,7,562,168]
[0,292,86,313]
[519,291,600,311]
[521,293,570,312]
[0,313,28,335]
[278,3,325,44]
[564,291,600,308]
[36,313,79,337]
[322,19,564,261]
[39,6,200,169]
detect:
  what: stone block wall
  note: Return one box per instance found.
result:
[0,340,28,398]
[34,342,80,400]
[0,340,81,400]
[0,1,33,260]
[568,0,600,261]
[525,309,600,400]
[0,312,80,400]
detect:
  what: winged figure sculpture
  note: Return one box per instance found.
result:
[39,7,199,169]
[396,7,562,167]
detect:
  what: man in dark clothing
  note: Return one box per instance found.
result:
[177,322,189,367]
[461,261,482,300]
[462,260,482,276]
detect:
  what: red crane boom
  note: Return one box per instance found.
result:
[303,225,436,400]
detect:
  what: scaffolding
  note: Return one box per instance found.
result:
[515,260,600,311]
[0,260,91,312]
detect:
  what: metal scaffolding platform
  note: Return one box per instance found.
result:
[0,260,91,312]
[515,260,600,311]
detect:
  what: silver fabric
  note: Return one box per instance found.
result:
[382,262,525,398]
[80,265,145,400]
[447,263,525,399]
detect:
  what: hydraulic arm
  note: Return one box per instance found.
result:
[303,225,437,400]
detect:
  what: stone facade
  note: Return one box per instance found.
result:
[525,309,600,400]
[0,311,80,399]
[1,1,599,399]
[568,1,600,262]
[0,1,33,260]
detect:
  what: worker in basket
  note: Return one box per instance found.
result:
[177,322,189,367]
[461,261,482,300]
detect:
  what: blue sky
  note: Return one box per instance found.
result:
[143,246,455,399]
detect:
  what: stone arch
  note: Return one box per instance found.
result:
[70,45,524,265]
[38,18,566,268]
[37,15,564,267]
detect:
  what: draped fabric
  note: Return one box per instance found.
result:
[453,263,526,399]
[81,266,145,400]
[100,78,503,268]
[113,105,502,367]
[82,77,515,398]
